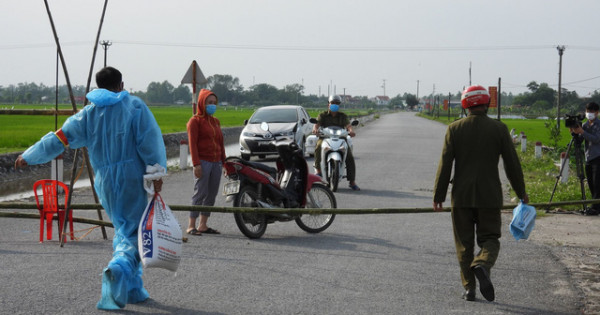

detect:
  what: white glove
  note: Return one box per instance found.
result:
[143,163,167,194]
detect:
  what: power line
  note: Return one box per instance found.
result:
[0,41,91,49]
[111,41,560,52]
[0,41,557,52]
[4,41,600,52]
[562,75,600,85]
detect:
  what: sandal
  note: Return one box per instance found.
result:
[186,228,202,236]
[349,184,361,191]
[199,227,221,234]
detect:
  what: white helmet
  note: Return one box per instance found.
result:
[328,94,342,103]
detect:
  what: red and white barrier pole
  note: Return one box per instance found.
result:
[521,135,527,152]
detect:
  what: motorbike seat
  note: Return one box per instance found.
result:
[239,159,278,178]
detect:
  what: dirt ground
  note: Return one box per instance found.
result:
[527,210,600,314]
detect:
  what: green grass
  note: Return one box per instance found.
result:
[514,141,589,212]
[418,112,571,149]
[502,119,570,149]
[0,105,256,153]
[0,104,374,153]
[151,106,255,132]
[0,115,70,153]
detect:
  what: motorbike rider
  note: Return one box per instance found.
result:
[312,95,360,191]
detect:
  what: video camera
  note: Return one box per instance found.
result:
[565,113,584,128]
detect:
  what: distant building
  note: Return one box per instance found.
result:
[372,95,390,106]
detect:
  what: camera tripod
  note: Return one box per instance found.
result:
[548,132,588,213]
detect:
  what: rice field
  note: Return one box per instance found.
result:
[0,104,365,153]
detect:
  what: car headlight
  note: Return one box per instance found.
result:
[243,132,256,137]
[275,131,294,137]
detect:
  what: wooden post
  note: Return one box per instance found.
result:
[44,0,109,244]
[192,60,197,115]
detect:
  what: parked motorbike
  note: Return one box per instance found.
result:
[223,122,337,239]
[311,118,359,192]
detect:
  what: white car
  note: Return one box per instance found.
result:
[239,105,313,160]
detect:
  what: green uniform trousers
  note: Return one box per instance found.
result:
[451,207,501,290]
[314,138,356,182]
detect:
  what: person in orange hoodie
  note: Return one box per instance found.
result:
[186,89,226,235]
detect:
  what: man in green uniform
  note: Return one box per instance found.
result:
[312,95,360,191]
[433,85,528,302]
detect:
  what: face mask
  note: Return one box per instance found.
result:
[206,104,217,115]
[329,104,340,112]
[586,112,597,120]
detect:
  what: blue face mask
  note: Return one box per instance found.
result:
[330,104,340,112]
[206,104,217,115]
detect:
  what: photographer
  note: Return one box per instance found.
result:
[570,102,600,215]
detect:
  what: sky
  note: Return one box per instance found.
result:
[1,0,599,99]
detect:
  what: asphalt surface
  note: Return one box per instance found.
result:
[0,112,581,314]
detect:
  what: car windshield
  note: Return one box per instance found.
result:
[249,108,298,124]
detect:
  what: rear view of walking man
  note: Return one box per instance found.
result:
[15,67,167,310]
[433,85,528,302]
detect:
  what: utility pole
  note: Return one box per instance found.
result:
[382,79,386,96]
[557,45,565,131]
[416,80,420,109]
[100,40,112,67]
[469,61,472,86]
[433,84,436,115]
[448,92,451,121]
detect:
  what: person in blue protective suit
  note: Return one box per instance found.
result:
[14,67,167,310]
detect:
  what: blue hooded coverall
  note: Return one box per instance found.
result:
[21,89,167,310]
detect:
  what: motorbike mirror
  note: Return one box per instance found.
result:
[351,120,359,126]
[260,121,269,132]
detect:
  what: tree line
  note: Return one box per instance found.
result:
[1,75,599,114]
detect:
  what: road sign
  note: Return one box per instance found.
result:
[181,60,207,86]
[181,60,208,115]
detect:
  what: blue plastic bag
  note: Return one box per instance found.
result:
[510,201,537,241]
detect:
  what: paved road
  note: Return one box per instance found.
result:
[0,112,580,314]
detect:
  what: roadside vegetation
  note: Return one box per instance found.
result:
[420,112,588,211]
